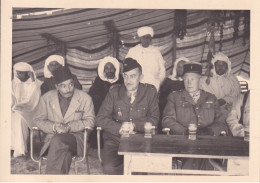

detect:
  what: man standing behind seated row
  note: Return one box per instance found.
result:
[162,63,227,136]
[125,26,166,91]
[34,66,95,174]
[41,55,82,95]
[96,58,159,175]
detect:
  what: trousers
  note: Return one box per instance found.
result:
[101,141,123,175]
[45,133,77,174]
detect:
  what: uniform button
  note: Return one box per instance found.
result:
[198,124,201,126]
[198,115,200,118]
[196,107,199,110]
[130,108,132,110]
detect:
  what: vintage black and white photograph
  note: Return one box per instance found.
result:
[1,0,260,182]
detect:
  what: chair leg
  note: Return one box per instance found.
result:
[86,156,90,174]
[75,160,78,175]
[38,159,42,174]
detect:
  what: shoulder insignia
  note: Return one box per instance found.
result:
[144,83,156,89]
[109,84,121,90]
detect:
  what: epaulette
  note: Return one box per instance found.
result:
[144,83,156,90]
[109,84,121,90]
[170,89,183,95]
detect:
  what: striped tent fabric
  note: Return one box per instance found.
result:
[12,8,250,92]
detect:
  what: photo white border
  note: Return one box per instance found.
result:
[1,0,260,182]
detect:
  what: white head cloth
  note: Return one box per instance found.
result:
[13,62,35,84]
[98,56,120,83]
[44,55,65,78]
[169,57,190,80]
[137,26,154,38]
[211,52,232,76]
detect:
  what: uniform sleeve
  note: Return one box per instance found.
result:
[132,88,160,132]
[162,93,187,135]
[68,94,95,132]
[96,89,122,136]
[34,96,55,134]
[207,95,228,135]
[226,109,244,137]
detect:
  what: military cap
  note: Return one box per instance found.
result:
[123,57,142,73]
[52,65,73,84]
[183,63,202,75]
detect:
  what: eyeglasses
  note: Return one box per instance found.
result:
[57,82,74,89]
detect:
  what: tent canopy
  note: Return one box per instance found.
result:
[12,8,250,91]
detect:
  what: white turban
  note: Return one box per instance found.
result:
[13,62,35,83]
[211,52,232,76]
[98,56,120,83]
[13,62,32,72]
[44,55,65,78]
[137,26,154,38]
[169,57,190,80]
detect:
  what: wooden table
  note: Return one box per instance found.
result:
[118,134,249,175]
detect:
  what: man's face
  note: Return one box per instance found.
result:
[183,73,201,93]
[56,78,75,98]
[176,61,186,76]
[48,61,62,74]
[16,70,29,82]
[123,68,143,92]
[104,62,116,79]
[214,60,228,76]
[140,34,152,48]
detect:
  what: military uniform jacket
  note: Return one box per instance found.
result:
[162,90,227,135]
[96,83,159,144]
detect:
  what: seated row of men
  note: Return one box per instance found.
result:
[11,55,249,174]
[11,27,248,174]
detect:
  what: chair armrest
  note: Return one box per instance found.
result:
[32,126,40,131]
[162,128,170,135]
[96,127,102,163]
[30,127,41,163]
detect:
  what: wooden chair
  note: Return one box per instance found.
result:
[30,126,91,174]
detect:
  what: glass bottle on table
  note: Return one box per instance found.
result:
[188,123,197,140]
[144,122,153,138]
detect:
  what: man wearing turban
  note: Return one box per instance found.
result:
[11,62,42,157]
[88,56,124,149]
[41,55,82,95]
[199,52,241,135]
[125,26,166,92]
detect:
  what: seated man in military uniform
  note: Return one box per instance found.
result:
[96,57,159,175]
[162,62,228,170]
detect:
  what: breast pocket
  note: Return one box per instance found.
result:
[74,111,83,120]
[175,101,192,123]
[200,102,215,123]
[113,105,126,121]
[136,105,147,118]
